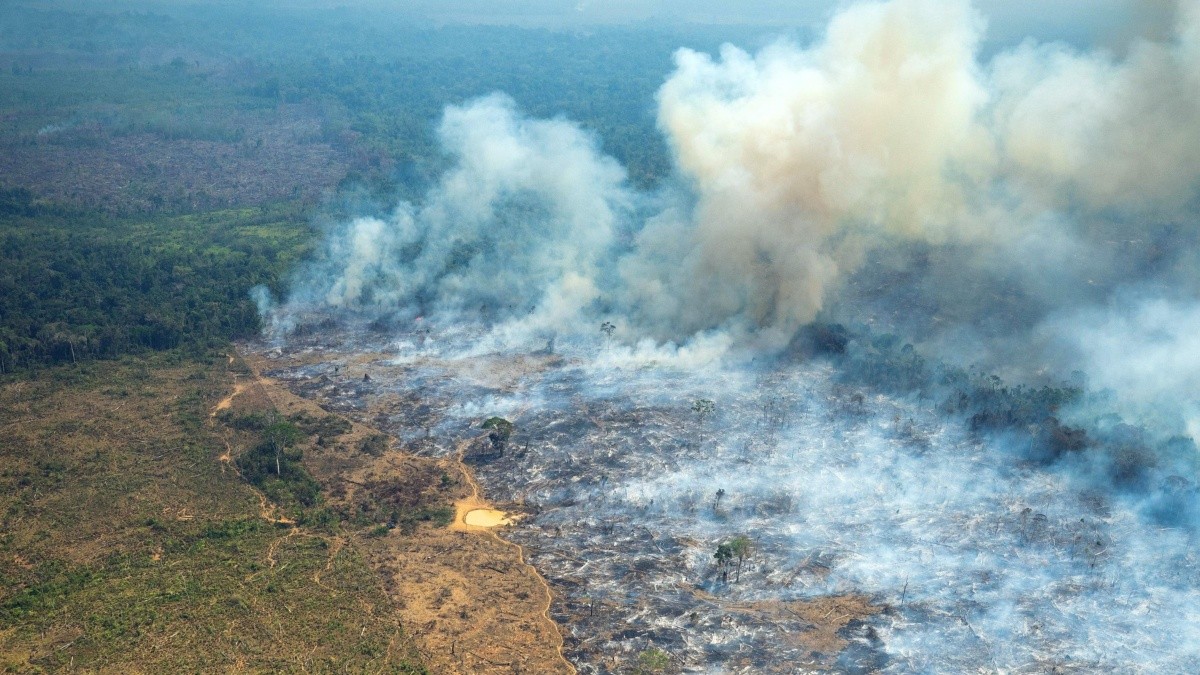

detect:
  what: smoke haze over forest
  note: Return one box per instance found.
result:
[271,0,1200,441]
[17,0,1185,53]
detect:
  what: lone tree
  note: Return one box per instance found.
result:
[714,542,734,582]
[600,321,616,338]
[263,413,303,477]
[482,416,514,452]
[692,398,716,447]
[729,535,752,581]
[714,535,753,582]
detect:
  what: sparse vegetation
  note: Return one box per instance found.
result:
[634,647,671,674]
[341,468,456,535]
[288,411,352,439]
[0,354,426,672]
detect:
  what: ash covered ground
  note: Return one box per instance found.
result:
[248,318,1200,674]
[243,1,1200,670]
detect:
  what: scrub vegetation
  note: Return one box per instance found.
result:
[0,353,426,673]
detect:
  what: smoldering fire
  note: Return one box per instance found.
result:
[255,0,1200,671]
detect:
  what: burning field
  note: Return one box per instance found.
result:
[245,0,1200,670]
[245,317,1200,673]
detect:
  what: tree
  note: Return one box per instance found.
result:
[714,542,734,582]
[482,416,514,452]
[38,322,82,365]
[714,536,752,582]
[692,398,716,447]
[729,535,751,582]
[263,414,303,476]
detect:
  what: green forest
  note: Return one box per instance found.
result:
[0,194,311,371]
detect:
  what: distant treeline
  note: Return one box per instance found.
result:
[0,5,784,204]
[0,192,311,372]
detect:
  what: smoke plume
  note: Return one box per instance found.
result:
[627,0,990,343]
[280,93,632,334]
[269,0,1200,426]
[256,3,1200,668]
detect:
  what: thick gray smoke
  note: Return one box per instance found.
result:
[632,0,1199,346]
[625,0,990,344]
[268,0,1200,431]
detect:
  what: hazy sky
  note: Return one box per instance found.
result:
[395,0,1175,47]
[34,0,1178,50]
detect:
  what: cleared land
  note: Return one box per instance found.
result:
[237,352,573,674]
[0,354,425,672]
[0,350,572,673]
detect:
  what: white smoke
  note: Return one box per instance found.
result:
[273,0,1200,419]
[619,0,993,347]
[1038,296,1200,440]
[261,4,1200,668]
[283,93,631,340]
